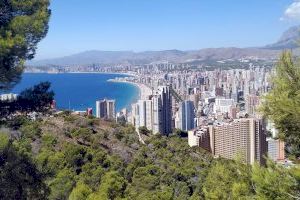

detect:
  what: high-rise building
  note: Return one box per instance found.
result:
[210,118,267,165]
[96,100,106,118]
[188,118,267,165]
[152,86,172,135]
[229,106,237,119]
[188,128,211,151]
[130,103,139,129]
[96,99,116,120]
[189,94,200,111]
[152,94,162,134]
[245,95,260,116]
[267,139,285,162]
[136,99,153,131]
[178,100,195,131]
[130,86,171,135]
[107,100,116,119]
[213,98,234,114]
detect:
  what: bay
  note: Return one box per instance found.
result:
[10,73,139,113]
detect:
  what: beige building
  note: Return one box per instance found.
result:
[245,95,260,116]
[136,99,153,131]
[188,118,267,165]
[188,127,211,152]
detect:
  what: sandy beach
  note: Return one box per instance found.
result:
[108,79,152,100]
[134,82,153,100]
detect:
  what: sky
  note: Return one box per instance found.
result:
[34,0,300,60]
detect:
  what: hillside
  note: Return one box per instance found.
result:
[0,113,299,199]
[0,113,213,199]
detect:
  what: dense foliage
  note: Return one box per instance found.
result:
[0,0,50,91]
[0,81,54,118]
[0,134,49,199]
[17,81,54,112]
[0,114,298,199]
[203,159,299,199]
[261,51,300,157]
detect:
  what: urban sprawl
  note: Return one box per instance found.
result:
[10,62,289,166]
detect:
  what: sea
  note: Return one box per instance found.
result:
[9,73,139,112]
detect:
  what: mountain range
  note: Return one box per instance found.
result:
[28,25,300,66]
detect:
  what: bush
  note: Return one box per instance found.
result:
[20,122,42,140]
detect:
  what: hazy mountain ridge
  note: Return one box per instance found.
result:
[28,26,300,67]
[28,48,284,66]
[265,25,300,50]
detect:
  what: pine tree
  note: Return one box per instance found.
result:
[0,0,50,91]
[260,51,300,157]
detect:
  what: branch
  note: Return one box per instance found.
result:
[283,192,300,200]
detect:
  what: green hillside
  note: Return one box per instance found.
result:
[0,112,299,199]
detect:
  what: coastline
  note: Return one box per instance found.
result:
[24,71,138,77]
[108,79,152,101]
[21,72,145,111]
[17,73,142,112]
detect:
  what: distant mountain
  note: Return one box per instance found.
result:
[28,48,282,66]
[265,25,300,50]
[29,51,135,66]
[28,26,300,67]
[186,47,280,61]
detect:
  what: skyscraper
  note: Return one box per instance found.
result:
[136,99,153,131]
[107,100,116,119]
[130,86,172,135]
[152,94,162,134]
[96,99,116,120]
[96,100,106,118]
[152,86,172,135]
[178,100,195,131]
[130,103,139,129]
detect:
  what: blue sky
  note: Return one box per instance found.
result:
[34,0,300,60]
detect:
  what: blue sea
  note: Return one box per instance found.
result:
[10,73,139,112]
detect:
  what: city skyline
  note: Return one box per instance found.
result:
[34,0,300,60]
[1,0,299,198]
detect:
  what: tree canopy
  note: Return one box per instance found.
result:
[17,81,54,112]
[0,81,54,119]
[260,51,300,157]
[1,113,298,199]
[0,133,49,199]
[0,0,50,91]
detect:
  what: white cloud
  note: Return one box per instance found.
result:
[281,0,300,21]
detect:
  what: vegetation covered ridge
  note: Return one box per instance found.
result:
[0,112,299,199]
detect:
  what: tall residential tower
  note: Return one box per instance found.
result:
[96,99,116,120]
[177,100,195,131]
